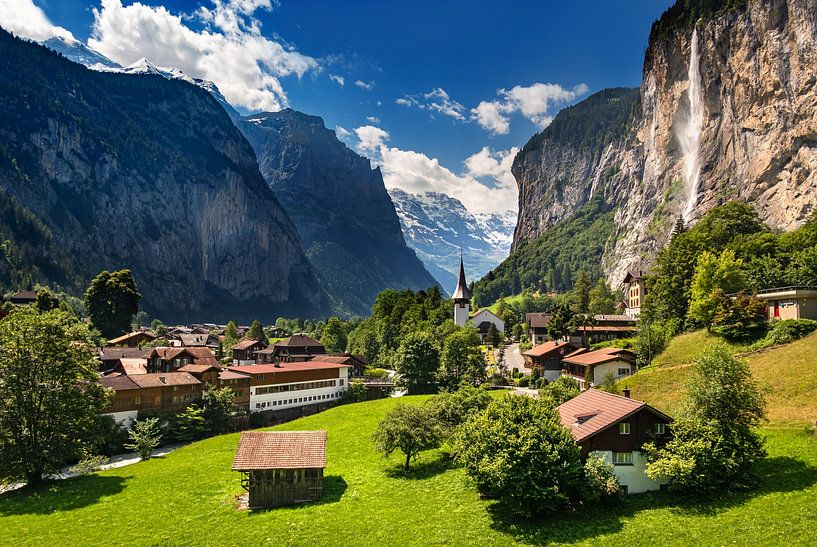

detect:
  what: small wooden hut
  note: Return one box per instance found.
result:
[232,430,327,509]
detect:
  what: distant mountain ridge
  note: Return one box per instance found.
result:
[388,188,516,293]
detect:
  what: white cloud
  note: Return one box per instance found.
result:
[329,73,344,86]
[0,0,75,42]
[396,87,465,121]
[471,82,589,135]
[335,125,351,140]
[366,116,380,124]
[88,0,318,112]
[354,125,389,153]
[354,79,374,91]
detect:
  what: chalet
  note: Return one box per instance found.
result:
[100,372,204,426]
[109,357,148,376]
[526,312,552,345]
[8,289,38,306]
[469,309,505,344]
[521,341,578,381]
[106,330,158,348]
[146,347,198,372]
[320,353,369,377]
[557,389,671,493]
[233,430,327,508]
[229,361,351,413]
[232,339,266,365]
[176,333,220,350]
[621,269,649,319]
[219,368,252,413]
[178,363,221,386]
[753,286,817,321]
[562,347,636,389]
[184,347,220,367]
[264,334,326,364]
[97,347,152,373]
[566,314,638,347]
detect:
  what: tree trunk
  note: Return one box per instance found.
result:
[26,468,44,487]
[404,453,411,470]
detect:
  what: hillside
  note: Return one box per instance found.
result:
[2,395,817,545]
[0,29,329,322]
[624,331,817,425]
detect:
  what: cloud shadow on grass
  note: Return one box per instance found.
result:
[0,474,130,516]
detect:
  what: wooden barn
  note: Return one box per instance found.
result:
[232,430,327,509]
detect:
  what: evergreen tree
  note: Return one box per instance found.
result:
[246,320,268,344]
[588,278,616,315]
[572,271,592,313]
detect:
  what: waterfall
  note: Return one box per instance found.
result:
[679,28,704,223]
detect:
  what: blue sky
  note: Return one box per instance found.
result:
[6,0,674,213]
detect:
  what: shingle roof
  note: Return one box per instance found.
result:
[273,334,323,348]
[128,372,201,388]
[522,341,574,358]
[100,375,140,391]
[107,331,157,345]
[526,313,551,328]
[99,347,152,361]
[557,389,668,443]
[178,364,220,374]
[178,333,212,346]
[118,358,147,375]
[184,347,219,366]
[232,339,260,350]
[232,431,327,470]
[562,347,636,366]
[218,369,251,381]
[148,347,195,360]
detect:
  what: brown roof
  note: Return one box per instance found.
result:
[322,353,368,367]
[526,313,551,329]
[178,333,213,347]
[522,341,575,358]
[563,347,588,359]
[219,369,251,381]
[232,339,261,350]
[232,431,327,470]
[576,325,638,333]
[98,347,152,361]
[178,364,220,374]
[563,347,636,366]
[274,334,324,348]
[184,347,219,366]
[148,347,196,361]
[118,358,148,375]
[128,372,201,388]
[100,375,140,391]
[557,389,670,443]
[107,331,157,345]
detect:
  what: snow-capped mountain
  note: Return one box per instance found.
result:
[40,39,239,120]
[388,188,516,293]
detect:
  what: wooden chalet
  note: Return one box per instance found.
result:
[146,347,199,373]
[97,347,152,373]
[265,334,326,363]
[8,289,38,306]
[562,347,636,389]
[526,312,552,345]
[557,389,671,493]
[177,333,221,350]
[106,330,158,348]
[232,339,266,365]
[233,430,327,508]
[219,368,252,413]
[521,341,578,381]
[100,372,204,426]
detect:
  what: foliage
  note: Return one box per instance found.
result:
[634,318,680,367]
[580,455,621,504]
[439,327,485,388]
[320,316,348,352]
[597,371,620,395]
[245,320,268,345]
[649,0,748,45]
[572,271,592,313]
[486,322,501,347]
[84,269,142,339]
[35,286,57,312]
[201,386,235,435]
[394,332,440,394]
[168,406,208,443]
[221,320,239,354]
[454,395,584,516]
[425,385,492,434]
[644,343,766,491]
[0,307,109,485]
[372,403,444,470]
[546,303,575,340]
[588,278,617,315]
[686,250,746,331]
[84,414,129,457]
[342,378,367,403]
[363,367,389,379]
[712,291,768,342]
[70,454,108,476]
[125,418,163,461]
[539,375,581,406]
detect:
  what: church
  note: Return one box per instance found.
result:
[452,258,505,343]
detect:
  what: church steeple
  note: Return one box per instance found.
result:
[452,255,471,326]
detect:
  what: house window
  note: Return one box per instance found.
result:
[134,395,141,404]
[655,423,666,435]
[339,379,345,386]
[617,368,629,376]
[256,403,261,409]
[613,452,633,465]
[619,422,631,435]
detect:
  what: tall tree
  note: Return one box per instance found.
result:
[572,271,592,313]
[440,327,486,387]
[0,308,109,485]
[547,303,575,341]
[84,269,141,339]
[687,250,746,331]
[588,278,616,315]
[246,320,268,344]
[321,317,348,352]
[394,332,440,394]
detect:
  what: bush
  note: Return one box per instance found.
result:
[763,319,817,346]
[712,291,768,342]
[85,414,129,456]
[168,406,208,442]
[342,378,367,403]
[363,367,389,379]
[126,417,162,460]
[425,385,491,434]
[539,375,580,406]
[516,375,531,387]
[201,386,235,435]
[581,454,621,504]
[70,454,108,476]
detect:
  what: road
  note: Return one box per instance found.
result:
[499,343,533,375]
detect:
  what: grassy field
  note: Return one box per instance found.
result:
[3,393,817,545]
[625,331,817,424]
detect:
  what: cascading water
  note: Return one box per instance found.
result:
[679,28,704,223]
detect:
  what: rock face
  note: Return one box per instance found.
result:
[511,0,817,285]
[0,29,329,322]
[388,188,515,294]
[237,110,439,316]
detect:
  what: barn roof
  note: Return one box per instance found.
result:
[232,431,327,470]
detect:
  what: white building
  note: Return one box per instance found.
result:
[468,308,505,343]
[452,257,471,327]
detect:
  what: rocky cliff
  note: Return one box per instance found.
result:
[509,0,817,288]
[237,110,439,316]
[0,29,329,322]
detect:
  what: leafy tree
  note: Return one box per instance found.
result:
[588,278,616,315]
[454,395,584,516]
[687,250,746,331]
[151,319,167,336]
[84,269,142,339]
[201,386,235,435]
[321,317,348,353]
[0,307,109,485]
[394,332,440,394]
[581,455,621,503]
[597,371,620,395]
[644,343,766,491]
[246,320,268,345]
[568,313,596,348]
[342,378,368,403]
[35,287,57,312]
[222,320,239,354]
[126,417,163,461]
[546,303,574,340]
[440,327,485,387]
[539,375,581,406]
[170,406,208,442]
[372,403,444,470]
[712,291,767,341]
[425,385,492,434]
[572,270,592,313]
[132,310,149,330]
[487,323,501,348]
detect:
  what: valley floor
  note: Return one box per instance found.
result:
[3,394,817,546]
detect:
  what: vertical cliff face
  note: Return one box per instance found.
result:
[0,30,329,322]
[237,110,439,316]
[509,0,817,287]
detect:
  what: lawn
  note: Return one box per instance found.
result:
[3,395,817,545]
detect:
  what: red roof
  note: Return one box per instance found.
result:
[557,389,669,443]
[229,361,352,375]
[522,341,574,358]
[232,431,327,470]
[562,347,636,366]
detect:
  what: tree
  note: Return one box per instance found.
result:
[539,375,580,406]
[35,287,57,312]
[170,406,208,442]
[588,278,616,315]
[201,386,236,434]
[151,319,167,336]
[132,310,149,330]
[425,385,492,434]
[687,250,746,331]
[246,320,268,345]
[440,327,485,388]
[84,269,142,339]
[0,307,109,485]
[342,378,367,403]
[454,395,584,516]
[597,371,620,395]
[644,343,766,491]
[671,216,687,239]
[222,320,239,354]
[321,317,348,353]
[126,418,163,461]
[394,332,440,394]
[572,271,592,313]
[372,404,444,470]
[546,303,574,340]
[712,291,767,341]
[487,323,501,348]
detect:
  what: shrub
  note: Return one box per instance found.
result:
[763,319,817,346]
[70,454,108,476]
[539,375,580,406]
[372,404,444,470]
[168,406,208,442]
[517,375,530,388]
[342,378,367,403]
[201,386,235,435]
[425,385,491,434]
[363,367,389,379]
[712,291,768,342]
[597,371,620,395]
[126,417,162,460]
[581,454,621,504]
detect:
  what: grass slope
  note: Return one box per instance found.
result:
[3,395,817,545]
[625,331,817,424]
